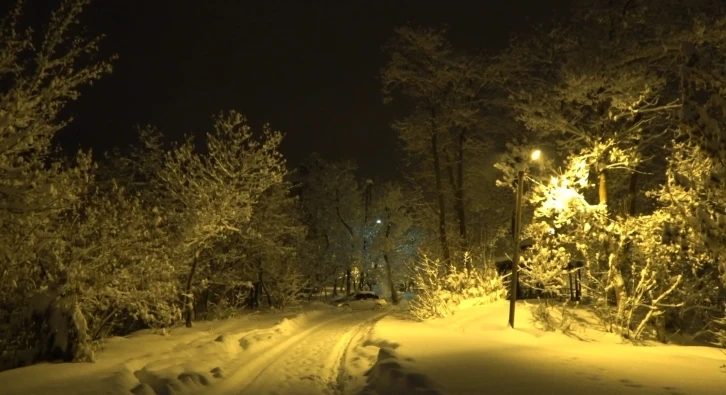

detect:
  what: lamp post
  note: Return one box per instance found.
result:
[508,149,541,329]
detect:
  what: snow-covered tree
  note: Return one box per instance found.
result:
[0,0,115,363]
[134,111,287,327]
[381,26,460,265]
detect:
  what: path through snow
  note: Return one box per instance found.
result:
[119,309,388,395]
[219,310,386,395]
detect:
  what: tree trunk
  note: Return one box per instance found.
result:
[363,181,373,271]
[626,170,639,216]
[384,253,399,304]
[445,159,466,267]
[261,281,273,308]
[334,188,356,295]
[183,253,200,328]
[254,270,264,308]
[654,315,667,343]
[345,268,352,296]
[610,255,629,330]
[445,138,468,271]
[599,171,629,328]
[382,210,399,304]
[430,109,451,266]
[598,169,608,206]
[456,129,468,270]
[202,288,210,318]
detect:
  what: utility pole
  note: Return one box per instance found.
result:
[508,169,525,328]
[508,149,540,329]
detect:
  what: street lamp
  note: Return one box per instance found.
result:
[508,149,541,329]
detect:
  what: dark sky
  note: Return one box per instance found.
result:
[45,0,570,180]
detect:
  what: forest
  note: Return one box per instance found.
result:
[1,0,726,368]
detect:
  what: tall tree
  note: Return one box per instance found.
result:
[382,27,477,266]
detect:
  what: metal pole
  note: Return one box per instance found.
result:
[508,170,525,328]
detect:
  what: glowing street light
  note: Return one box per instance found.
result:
[376,219,382,224]
[531,149,541,161]
[509,149,541,329]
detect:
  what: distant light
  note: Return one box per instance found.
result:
[376,219,382,224]
[531,149,541,161]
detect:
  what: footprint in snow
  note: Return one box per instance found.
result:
[300,374,322,382]
[619,378,643,388]
[210,367,224,379]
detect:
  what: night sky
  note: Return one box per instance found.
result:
[46,0,569,179]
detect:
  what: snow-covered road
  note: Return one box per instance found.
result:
[204,310,387,395]
[0,306,389,395]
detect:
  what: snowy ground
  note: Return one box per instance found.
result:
[363,300,726,395]
[1,303,386,395]
[1,300,725,395]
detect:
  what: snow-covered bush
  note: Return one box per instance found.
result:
[531,300,576,334]
[196,279,253,320]
[519,221,572,298]
[264,260,309,310]
[408,253,505,321]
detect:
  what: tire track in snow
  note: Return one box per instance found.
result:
[327,314,388,395]
[194,312,349,395]
[233,311,386,395]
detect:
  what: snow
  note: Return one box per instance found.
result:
[363,300,726,395]
[1,300,724,395]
